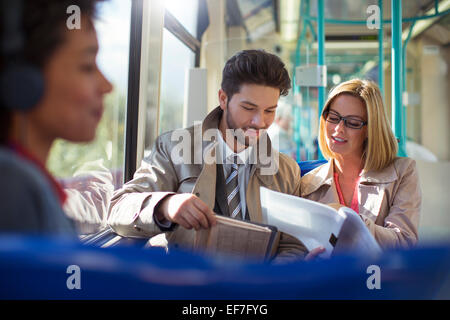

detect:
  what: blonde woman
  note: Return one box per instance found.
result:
[301,79,421,249]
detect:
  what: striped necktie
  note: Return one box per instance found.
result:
[226,155,242,219]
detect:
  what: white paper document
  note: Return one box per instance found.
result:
[260,187,381,258]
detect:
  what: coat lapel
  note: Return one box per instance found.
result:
[358,185,385,218]
[245,136,278,222]
[301,159,334,197]
[358,161,398,218]
[246,168,267,223]
[214,163,230,216]
[191,106,224,209]
[192,160,216,209]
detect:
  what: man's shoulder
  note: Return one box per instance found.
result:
[275,152,300,178]
[258,151,300,196]
[148,124,207,169]
[156,124,199,148]
[157,124,196,139]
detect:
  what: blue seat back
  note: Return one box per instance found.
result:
[298,159,328,176]
[1,234,449,299]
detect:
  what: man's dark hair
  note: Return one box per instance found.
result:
[0,0,102,144]
[221,49,291,101]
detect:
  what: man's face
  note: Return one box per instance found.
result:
[218,83,279,152]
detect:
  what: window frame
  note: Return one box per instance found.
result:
[124,0,143,183]
[124,0,207,182]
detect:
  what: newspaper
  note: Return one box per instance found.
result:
[194,215,278,261]
[260,187,381,258]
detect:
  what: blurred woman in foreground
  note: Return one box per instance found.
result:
[0,0,112,234]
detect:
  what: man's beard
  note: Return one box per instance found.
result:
[225,106,264,149]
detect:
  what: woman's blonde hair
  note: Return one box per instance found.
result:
[318,79,398,172]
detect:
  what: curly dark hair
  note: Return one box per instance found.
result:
[0,0,103,144]
[21,0,102,68]
[221,49,292,101]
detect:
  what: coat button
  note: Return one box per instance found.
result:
[133,224,142,232]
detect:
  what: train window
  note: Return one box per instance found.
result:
[47,0,131,232]
[164,0,199,36]
[158,28,196,134]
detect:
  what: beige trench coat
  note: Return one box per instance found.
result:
[108,107,307,262]
[301,158,421,249]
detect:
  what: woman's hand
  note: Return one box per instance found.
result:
[305,246,326,261]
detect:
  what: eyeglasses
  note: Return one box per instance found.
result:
[323,110,367,129]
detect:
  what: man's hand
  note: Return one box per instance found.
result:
[305,246,326,261]
[155,193,216,230]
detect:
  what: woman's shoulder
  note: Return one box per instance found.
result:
[393,156,416,165]
[0,147,75,234]
[0,147,49,189]
[364,157,418,184]
[392,157,418,174]
[300,161,332,196]
[0,147,63,213]
[301,161,331,181]
[361,157,417,183]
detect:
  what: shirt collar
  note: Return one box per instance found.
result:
[7,140,67,205]
[216,128,252,165]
